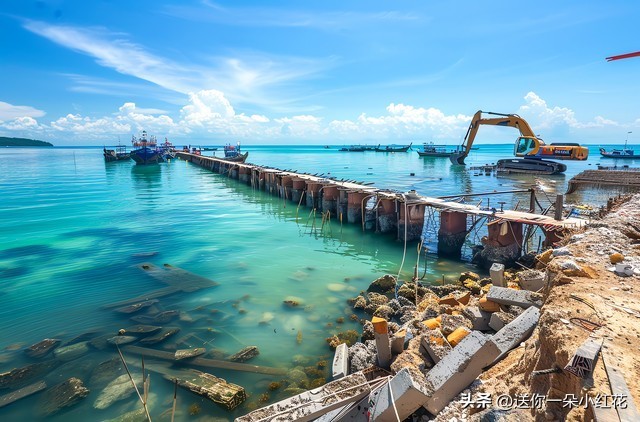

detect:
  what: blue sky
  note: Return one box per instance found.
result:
[1,0,639,145]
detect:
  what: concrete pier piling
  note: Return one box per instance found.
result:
[347,191,369,224]
[291,179,306,204]
[399,203,426,242]
[322,185,339,215]
[377,198,397,233]
[238,166,250,184]
[438,211,468,258]
[305,182,322,210]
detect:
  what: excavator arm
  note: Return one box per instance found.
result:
[451,111,538,164]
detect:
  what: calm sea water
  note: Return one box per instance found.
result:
[0,143,635,420]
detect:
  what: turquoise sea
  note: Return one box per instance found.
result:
[0,144,636,421]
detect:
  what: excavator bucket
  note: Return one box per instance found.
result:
[449,152,466,165]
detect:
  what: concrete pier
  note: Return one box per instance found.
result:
[372,317,392,369]
[438,211,468,258]
[176,152,589,263]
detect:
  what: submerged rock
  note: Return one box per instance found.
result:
[131,310,179,324]
[139,327,180,345]
[0,360,60,389]
[24,339,61,359]
[53,342,90,362]
[94,373,141,410]
[228,346,259,362]
[367,274,397,295]
[114,299,159,314]
[175,348,206,360]
[107,336,138,346]
[120,325,162,336]
[38,377,89,416]
[89,358,123,387]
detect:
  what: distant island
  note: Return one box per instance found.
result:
[0,136,54,147]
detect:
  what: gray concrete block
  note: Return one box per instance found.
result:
[423,331,501,415]
[564,338,602,379]
[491,306,540,363]
[490,263,505,287]
[518,270,545,291]
[462,306,492,331]
[440,314,471,336]
[369,368,430,421]
[332,343,349,380]
[486,286,543,309]
[420,330,452,364]
[235,372,370,422]
[488,312,514,331]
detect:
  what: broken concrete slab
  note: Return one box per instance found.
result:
[518,270,546,291]
[490,263,505,287]
[139,327,180,345]
[120,325,162,337]
[390,329,406,354]
[423,331,501,415]
[440,314,471,336]
[332,343,349,380]
[0,361,59,389]
[486,286,543,309]
[175,348,206,360]
[235,372,370,422]
[488,312,515,331]
[164,368,246,410]
[93,373,141,410]
[420,330,452,364]
[53,341,90,362]
[24,339,61,359]
[369,368,430,421]
[564,338,602,379]
[462,306,492,331]
[228,346,259,362]
[114,299,159,314]
[38,377,89,416]
[0,380,46,408]
[490,306,540,364]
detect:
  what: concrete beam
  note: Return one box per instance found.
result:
[462,306,492,331]
[369,368,430,421]
[423,331,501,415]
[486,286,543,309]
[488,312,514,331]
[490,306,540,363]
[235,372,370,422]
[518,270,545,292]
[391,329,406,355]
[564,338,602,379]
[332,343,349,380]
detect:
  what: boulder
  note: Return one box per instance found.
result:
[228,346,259,362]
[175,348,206,360]
[367,274,397,294]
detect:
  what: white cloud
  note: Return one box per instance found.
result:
[518,91,618,129]
[0,101,46,120]
[3,116,41,131]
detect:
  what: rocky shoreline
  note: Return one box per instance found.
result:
[239,193,640,421]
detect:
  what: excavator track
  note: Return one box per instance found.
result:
[496,158,567,175]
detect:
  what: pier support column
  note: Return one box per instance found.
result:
[437,211,468,258]
[347,191,369,224]
[322,185,339,215]
[229,164,239,180]
[542,227,564,248]
[291,179,306,205]
[473,221,523,269]
[305,182,322,210]
[238,166,250,184]
[338,190,349,222]
[213,160,220,173]
[280,176,293,200]
[377,198,397,233]
[399,204,426,242]
[264,172,275,194]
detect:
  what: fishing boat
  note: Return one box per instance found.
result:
[130,131,163,165]
[599,143,640,159]
[338,145,375,152]
[103,143,130,162]
[160,138,176,160]
[374,143,412,152]
[416,142,460,157]
[222,143,249,163]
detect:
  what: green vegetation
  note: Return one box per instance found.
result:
[0,136,53,147]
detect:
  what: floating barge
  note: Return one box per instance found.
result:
[567,168,640,194]
[177,152,586,262]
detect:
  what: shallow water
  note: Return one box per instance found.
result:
[0,144,633,420]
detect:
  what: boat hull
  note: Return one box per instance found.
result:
[130,147,163,165]
[221,152,249,163]
[417,151,452,157]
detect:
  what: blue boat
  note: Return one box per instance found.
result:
[130,131,163,165]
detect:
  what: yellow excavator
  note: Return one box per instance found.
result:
[450,111,589,174]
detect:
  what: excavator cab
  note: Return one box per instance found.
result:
[514,136,539,157]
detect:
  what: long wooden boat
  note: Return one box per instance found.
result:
[220,151,249,163]
[416,143,459,157]
[374,142,412,152]
[103,144,130,162]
